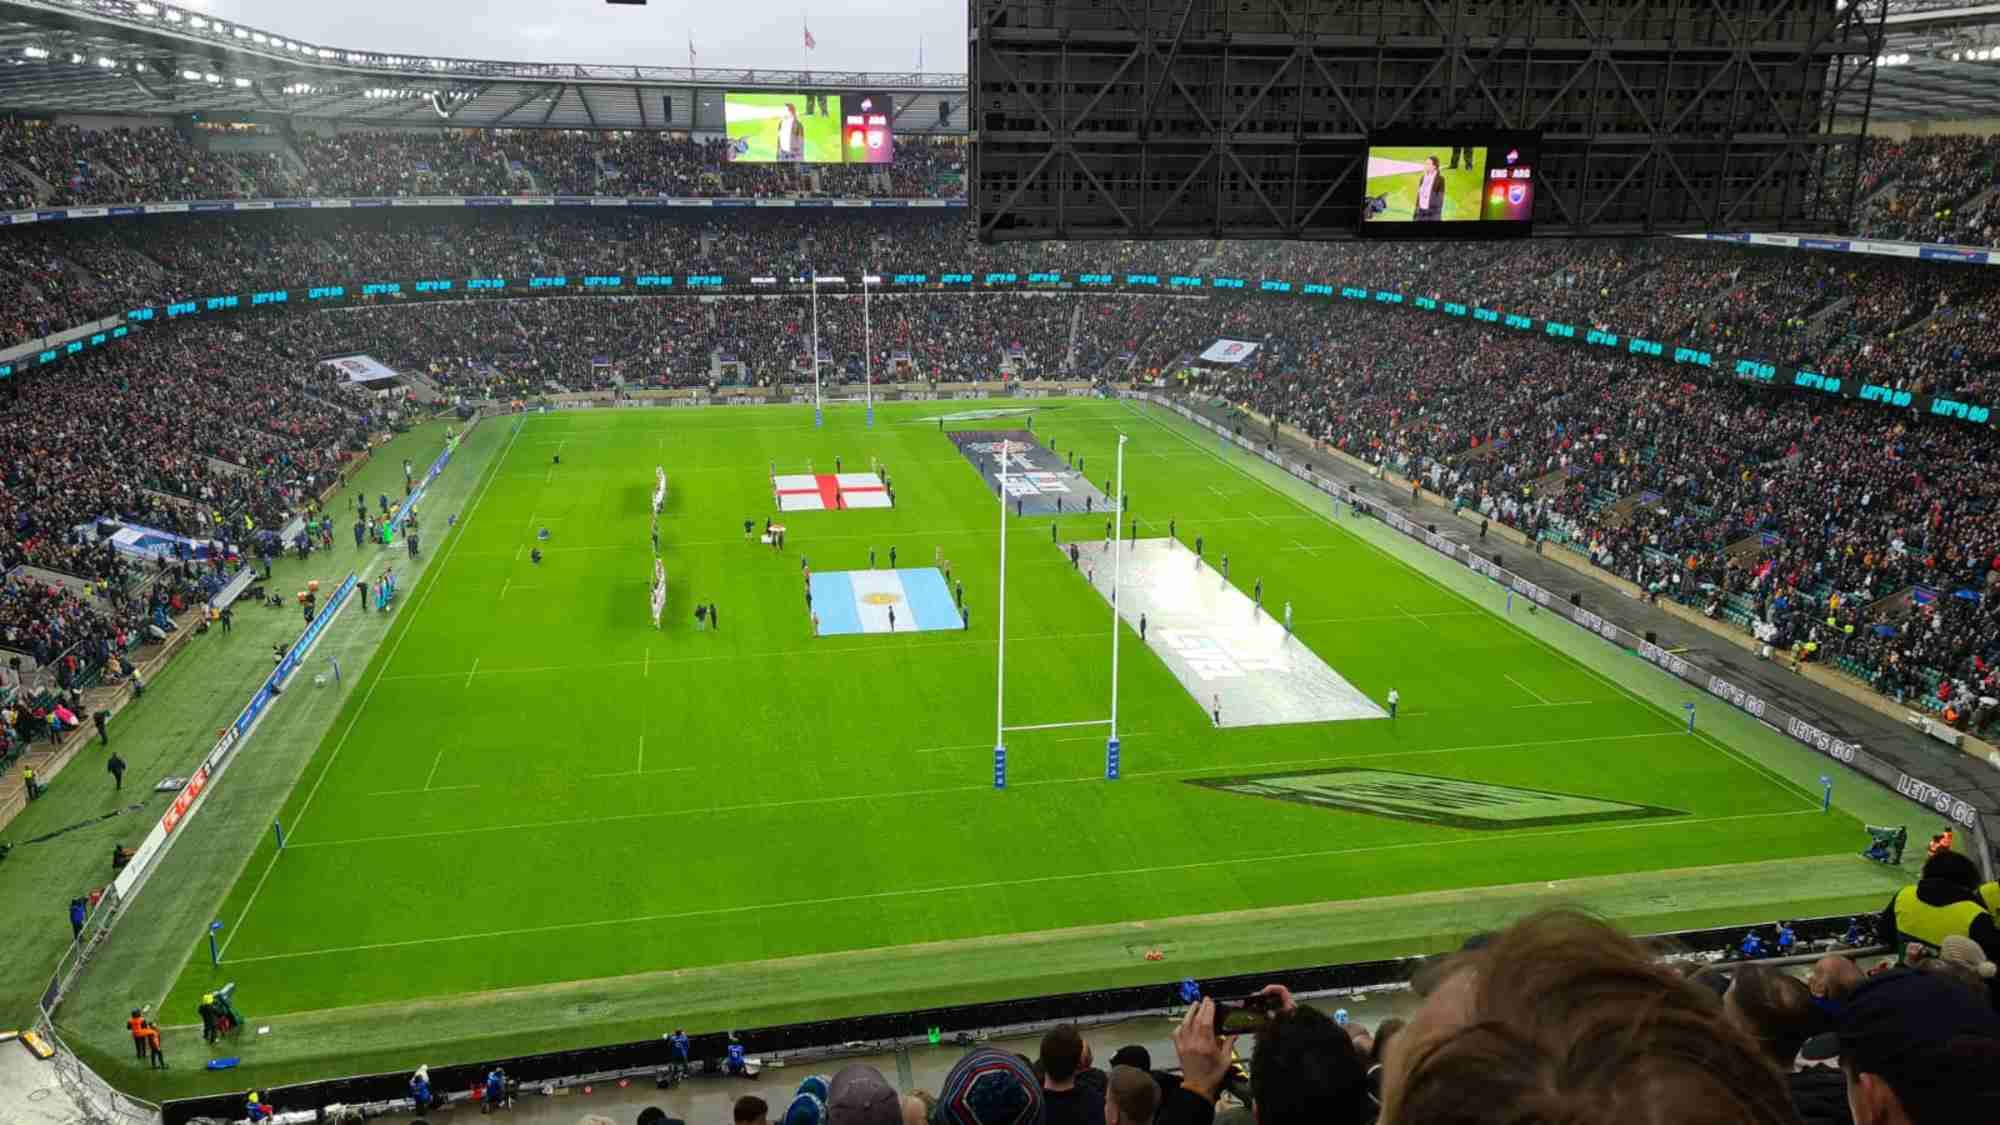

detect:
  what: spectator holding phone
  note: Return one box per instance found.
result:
[1159,988,1369,1125]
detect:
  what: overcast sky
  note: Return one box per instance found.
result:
[185,0,965,74]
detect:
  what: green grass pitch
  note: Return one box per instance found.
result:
[162,398,1868,1035]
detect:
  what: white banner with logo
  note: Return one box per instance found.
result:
[1199,339,1261,365]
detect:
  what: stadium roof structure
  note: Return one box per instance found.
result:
[0,0,969,131]
[1855,0,2000,120]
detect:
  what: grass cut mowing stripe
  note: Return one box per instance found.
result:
[149,400,1868,1054]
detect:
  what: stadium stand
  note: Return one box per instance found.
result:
[0,122,964,207]
[4,206,2000,398]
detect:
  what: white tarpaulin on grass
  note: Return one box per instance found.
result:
[1199,339,1261,365]
[319,354,401,383]
[1070,539,1385,727]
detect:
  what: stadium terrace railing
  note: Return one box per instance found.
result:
[1131,392,1996,880]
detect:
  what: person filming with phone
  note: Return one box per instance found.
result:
[1156,985,1371,1125]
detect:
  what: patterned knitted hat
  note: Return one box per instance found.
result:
[930,1049,1043,1125]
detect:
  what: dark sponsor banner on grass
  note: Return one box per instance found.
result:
[1189,767,1684,829]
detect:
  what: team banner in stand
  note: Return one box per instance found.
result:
[1138,392,1991,859]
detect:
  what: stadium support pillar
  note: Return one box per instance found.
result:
[994,441,1009,788]
[1108,434,1126,776]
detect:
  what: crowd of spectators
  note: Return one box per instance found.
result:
[1182,284,1999,732]
[0,120,297,205]
[8,208,2000,397]
[0,311,375,678]
[1854,133,2000,248]
[21,116,2000,252]
[0,121,963,207]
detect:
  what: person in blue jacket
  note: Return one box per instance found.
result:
[483,1066,508,1113]
[69,897,87,941]
[409,1066,433,1114]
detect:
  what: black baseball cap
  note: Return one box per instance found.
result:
[1808,968,2000,1119]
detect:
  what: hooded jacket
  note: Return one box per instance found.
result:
[1881,876,2000,962]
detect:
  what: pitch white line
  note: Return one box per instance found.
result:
[637,734,645,774]
[587,766,699,780]
[465,657,481,688]
[1504,673,1554,706]
[1294,611,1480,626]
[372,783,480,797]
[216,413,524,960]
[377,629,1119,683]
[222,806,1825,967]
[500,579,511,601]
[286,730,1682,852]
[422,749,446,790]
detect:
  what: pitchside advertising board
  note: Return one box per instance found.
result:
[111,572,361,901]
[1140,393,1987,839]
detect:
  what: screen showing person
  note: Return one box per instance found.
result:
[841,93,896,164]
[724,92,842,163]
[1362,143,1488,222]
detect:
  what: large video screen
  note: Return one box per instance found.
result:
[1358,133,1537,237]
[724,92,895,164]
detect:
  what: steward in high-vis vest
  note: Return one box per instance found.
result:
[1881,849,2000,963]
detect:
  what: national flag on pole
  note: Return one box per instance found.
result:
[688,33,696,66]
[803,24,816,49]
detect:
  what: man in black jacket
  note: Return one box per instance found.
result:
[1037,1026,1105,1125]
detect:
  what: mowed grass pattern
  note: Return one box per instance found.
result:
[167,400,1857,1018]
